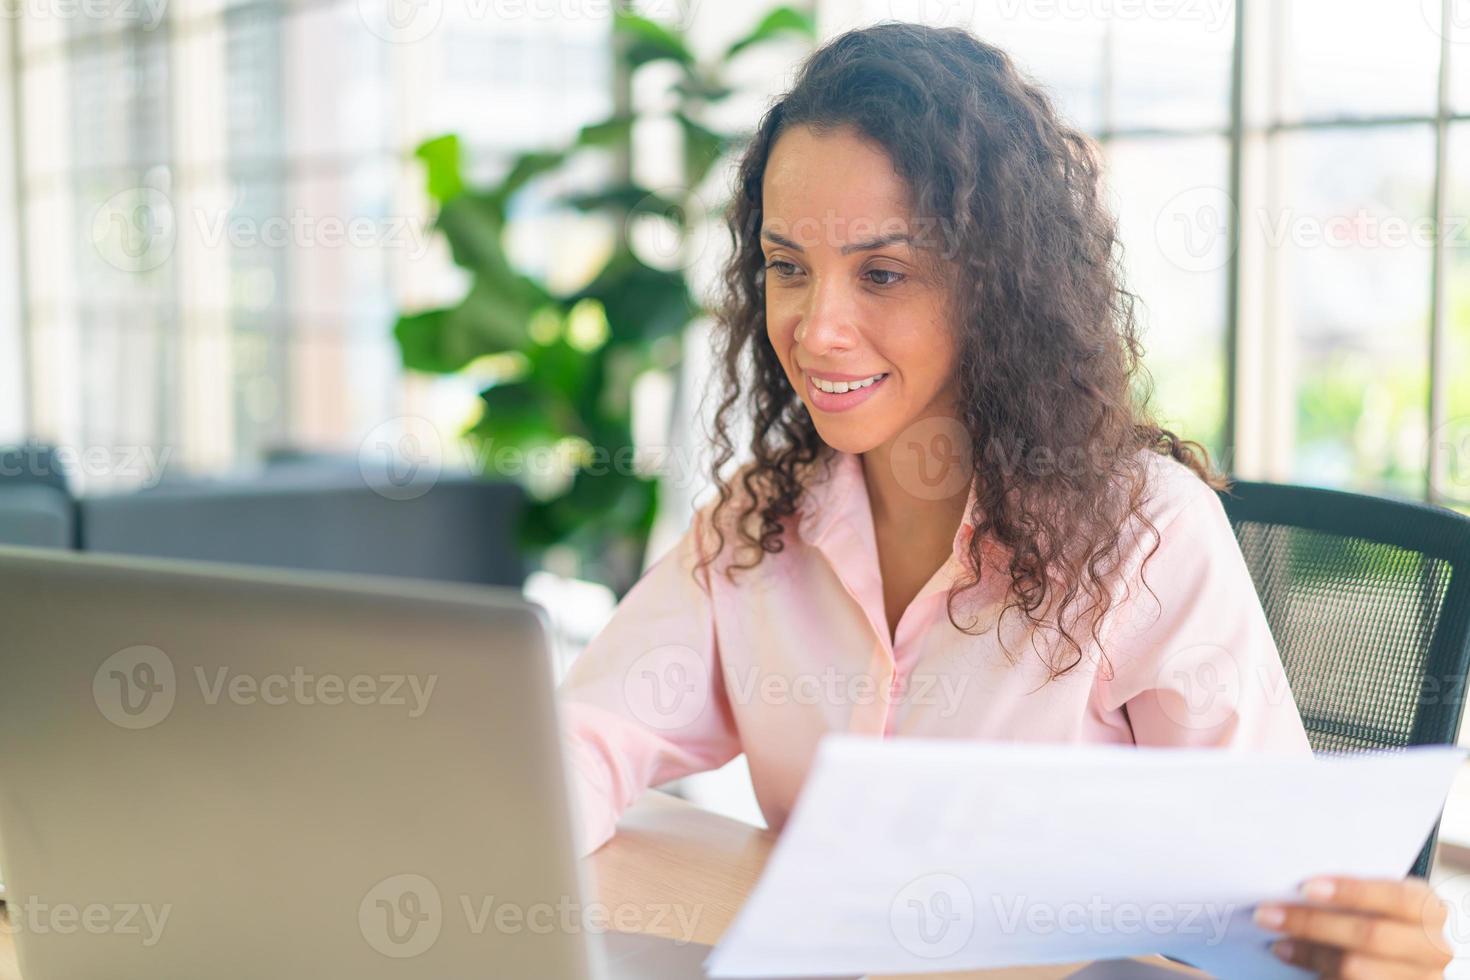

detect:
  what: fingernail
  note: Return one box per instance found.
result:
[1302,877,1335,902]
[1254,905,1286,930]
[1272,939,1295,961]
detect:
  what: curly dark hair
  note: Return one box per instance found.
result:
[694,21,1224,680]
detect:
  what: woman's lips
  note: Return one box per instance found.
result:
[805,372,889,413]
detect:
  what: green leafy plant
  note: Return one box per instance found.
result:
[395,8,815,594]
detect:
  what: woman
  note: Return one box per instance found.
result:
[556,22,1456,978]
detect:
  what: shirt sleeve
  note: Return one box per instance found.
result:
[555,504,743,856]
[1093,470,1314,754]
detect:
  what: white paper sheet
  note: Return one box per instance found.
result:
[704,737,1464,979]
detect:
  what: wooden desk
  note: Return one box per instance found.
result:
[588,791,1202,979]
[0,791,1204,979]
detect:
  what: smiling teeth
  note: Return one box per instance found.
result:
[812,373,886,394]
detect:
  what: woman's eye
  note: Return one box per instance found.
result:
[762,260,903,286]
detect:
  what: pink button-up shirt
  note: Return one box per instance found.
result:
[557,448,1311,856]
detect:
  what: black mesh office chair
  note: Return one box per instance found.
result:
[1217,480,1470,878]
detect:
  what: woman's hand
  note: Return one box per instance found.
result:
[1253,876,1455,978]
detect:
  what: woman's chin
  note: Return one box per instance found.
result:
[810,420,890,457]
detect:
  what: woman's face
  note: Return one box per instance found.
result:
[761,124,959,457]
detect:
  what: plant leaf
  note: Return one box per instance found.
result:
[615,11,695,68]
[489,149,568,212]
[416,134,465,203]
[434,193,551,311]
[724,6,816,59]
[569,248,698,343]
[575,115,636,150]
[674,111,728,188]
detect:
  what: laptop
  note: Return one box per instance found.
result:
[0,545,718,978]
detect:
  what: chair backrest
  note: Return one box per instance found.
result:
[0,445,76,548]
[80,473,526,588]
[1217,480,1470,877]
[0,484,75,549]
[0,444,71,496]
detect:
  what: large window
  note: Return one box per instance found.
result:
[6,0,1468,505]
[7,0,613,491]
[829,0,1470,509]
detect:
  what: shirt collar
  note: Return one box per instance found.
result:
[796,448,979,561]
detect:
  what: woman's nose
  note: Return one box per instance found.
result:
[796,276,859,353]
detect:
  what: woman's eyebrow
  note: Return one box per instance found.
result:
[760,228,915,254]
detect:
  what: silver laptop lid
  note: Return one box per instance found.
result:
[0,545,596,980]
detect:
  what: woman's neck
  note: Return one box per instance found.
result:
[859,440,972,542]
